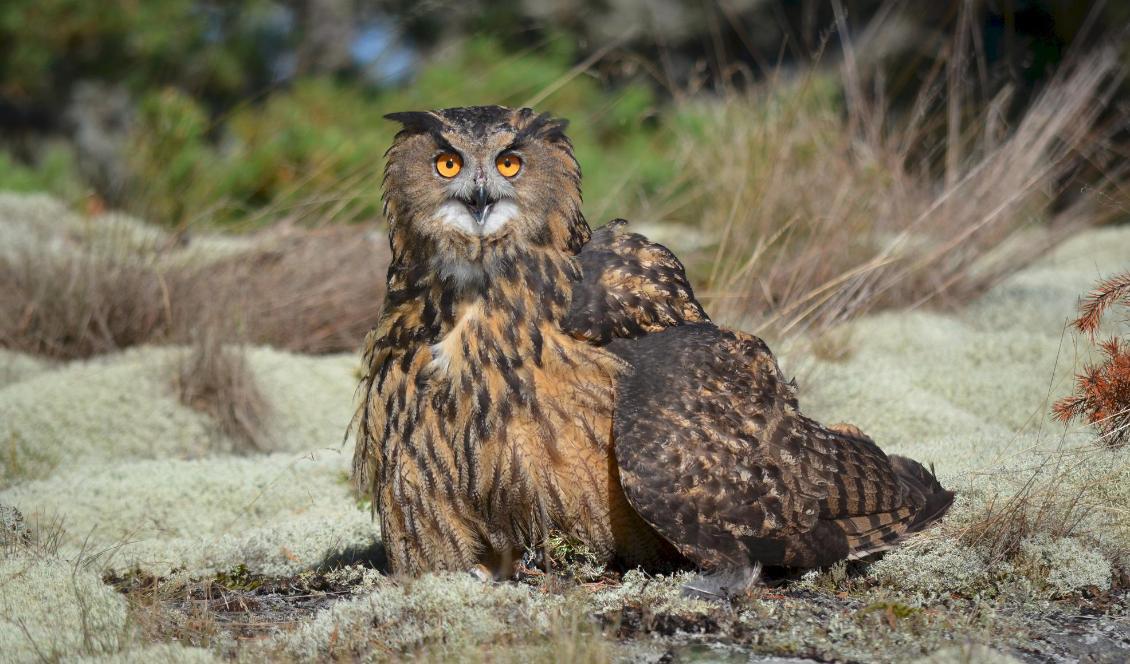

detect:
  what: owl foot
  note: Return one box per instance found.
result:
[681,564,762,602]
[468,564,493,582]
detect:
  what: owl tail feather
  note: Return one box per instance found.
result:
[841,455,954,560]
[890,454,955,534]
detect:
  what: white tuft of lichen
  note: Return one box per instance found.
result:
[0,553,129,661]
[0,349,53,389]
[1017,534,1112,595]
[867,537,999,600]
[0,192,252,266]
[1,451,377,577]
[589,568,715,616]
[66,643,222,664]
[915,643,1023,664]
[0,345,358,485]
[270,573,567,660]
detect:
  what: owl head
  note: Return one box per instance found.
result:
[382,106,590,286]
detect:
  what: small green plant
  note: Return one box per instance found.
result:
[213,564,264,592]
[542,532,605,581]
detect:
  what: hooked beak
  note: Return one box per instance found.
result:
[463,185,496,225]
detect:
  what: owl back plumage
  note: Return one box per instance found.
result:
[606,323,953,570]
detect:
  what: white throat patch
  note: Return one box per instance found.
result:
[434,199,519,237]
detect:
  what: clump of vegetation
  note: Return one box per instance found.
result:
[175,329,268,453]
[671,46,1124,337]
[0,145,84,201]
[1054,271,1130,448]
[0,240,171,359]
[542,533,606,582]
[0,0,280,111]
[0,196,387,359]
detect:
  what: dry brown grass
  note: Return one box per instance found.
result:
[0,242,172,359]
[956,448,1113,565]
[174,327,269,452]
[658,47,1126,339]
[0,221,388,361]
[186,223,390,355]
[0,217,388,448]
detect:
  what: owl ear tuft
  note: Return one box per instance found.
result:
[384,111,446,136]
[514,109,570,145]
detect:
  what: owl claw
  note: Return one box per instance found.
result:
[468,564,493,583]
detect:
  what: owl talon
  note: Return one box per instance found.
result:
[468,564,492,583]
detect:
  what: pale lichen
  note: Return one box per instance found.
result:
[0,553,130,661]
[66,643,222,664]
[269,573,569,660]
[867,537,1004,600]
[1,451,377,577]
[0,193,251,267]
[0,345,357,485]
[914,643,1022,664]
[0,349,52,389]
[1016,534,1112,596]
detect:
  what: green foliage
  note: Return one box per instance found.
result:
[117,34,671,227]
[0,143,83,201]
[214,564,264,591]
[544,532,605,581]
[130,89,214,224]
[0,0,276,105]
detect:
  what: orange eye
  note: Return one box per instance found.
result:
[435,152,462,178]
[496,153,522,177]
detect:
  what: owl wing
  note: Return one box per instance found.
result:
[606,323,953,570]
[563,220,708,344]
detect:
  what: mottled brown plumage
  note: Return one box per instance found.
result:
[352,105,952,578]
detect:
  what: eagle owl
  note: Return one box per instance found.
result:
[352,105,953,578]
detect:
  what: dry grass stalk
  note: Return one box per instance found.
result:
[174,326,268,452]
[185,222,390,355]
[664,46,1125,339]
[954,436,1127,573]
[0,245,171,359]
[0,222,388,360]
